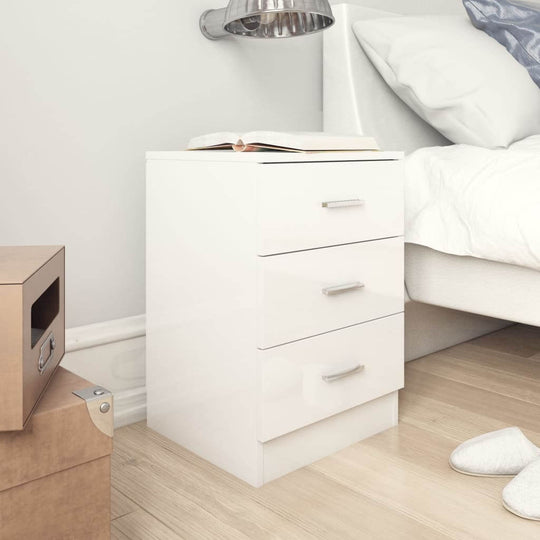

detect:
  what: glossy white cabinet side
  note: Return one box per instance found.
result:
[146,159,262,486]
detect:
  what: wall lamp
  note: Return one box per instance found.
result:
[200,0,335,40]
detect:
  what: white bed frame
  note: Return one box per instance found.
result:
[323,3,540,360]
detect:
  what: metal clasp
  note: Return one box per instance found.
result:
[38,332,56,374]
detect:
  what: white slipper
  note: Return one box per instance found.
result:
[450,427,540,477]
[503,457,540,521]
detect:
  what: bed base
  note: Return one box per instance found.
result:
[406,243,539,328]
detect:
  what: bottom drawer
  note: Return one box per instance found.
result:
[258,313,404,442]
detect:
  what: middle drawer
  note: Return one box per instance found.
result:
[257,237,404,349]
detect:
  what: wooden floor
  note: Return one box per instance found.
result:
[111,324,540,539]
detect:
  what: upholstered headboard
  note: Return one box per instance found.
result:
[323,3,451,153]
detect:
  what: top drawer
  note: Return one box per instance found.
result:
[257,160,403,255]
[0,246,65,431]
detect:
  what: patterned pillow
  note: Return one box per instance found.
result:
[463,0,540,87]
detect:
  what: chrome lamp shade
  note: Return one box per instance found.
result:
[200,0,335,39]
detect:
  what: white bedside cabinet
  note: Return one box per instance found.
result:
[146,150,404,487]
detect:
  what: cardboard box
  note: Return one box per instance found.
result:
[0,246,65,431]
[0,367,113,539]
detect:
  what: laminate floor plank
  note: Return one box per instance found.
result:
[440,342,540,379]
[111,486,140,520]
[404,369,540,434]
[361,422,510,499]
[111,523,131,540]
[112,450,252,540]
[399,390,540,447]
[409,353,540,406]
[469,324,540,358]
[257,466,449,540]
[112,509,183,540]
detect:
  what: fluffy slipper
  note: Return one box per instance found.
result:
[450,427,540,477]
[503,457,540,521]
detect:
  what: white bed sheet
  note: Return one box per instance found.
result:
[405,135,540,272]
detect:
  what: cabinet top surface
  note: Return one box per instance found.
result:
[0,246,64,284]
[146,150,403,163]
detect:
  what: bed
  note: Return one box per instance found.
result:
[323,3,540,360]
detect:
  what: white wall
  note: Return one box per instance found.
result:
[0,0,465,329]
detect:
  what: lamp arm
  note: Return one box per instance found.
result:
[200,8,229,40]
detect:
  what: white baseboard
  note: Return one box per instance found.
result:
[62,315,146,429]
[65,314,146,352]
[113,386,147,428]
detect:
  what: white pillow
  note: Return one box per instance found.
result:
[353,16,540,148]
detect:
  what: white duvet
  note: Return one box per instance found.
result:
[405,135,540,271]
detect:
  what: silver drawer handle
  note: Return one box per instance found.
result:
[322,282,365,296]
[322,199,365,208]
[322,364,365,383]
[38,331,56,374]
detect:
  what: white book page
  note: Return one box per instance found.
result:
[188,131,379,151]
[188,132,240,149]
[242,131,379,151]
